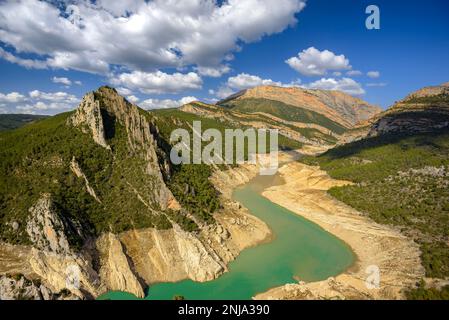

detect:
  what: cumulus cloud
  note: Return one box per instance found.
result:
[0,91,27,103]
[1,90,80,114]
[140,96,198,110]
[214,73,301,99]
[0,0,305,75]
[16,101,75,113]
[52,76,72,86]
[116,87,133,96]
[0,47,47,69]
[227,73,283,90]
[367,71,380,78]
[346,70,362,76]
[195,65,231,78]
[28,90,79,103]
[110,70,203,94]
[215,86,236,99]
[126,95,140,103]
[302,77,365,95]
[285,47,351,76]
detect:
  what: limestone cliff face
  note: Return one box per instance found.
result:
[218,85,382,128]
[0,275,56,300]
[367,82,449,137]
[26,194,78,255]
[96,233,144,298]
[337,82,449,143]
[68,93,110,149]
[68,86,177,210]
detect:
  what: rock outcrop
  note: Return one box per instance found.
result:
[70,157,101,203]
[26,194,75,255]
[218,85,382,128]
[0,275,55,300]
[338,82,449,143]
[96,233,144,298]
[68,93,110,149]
[368,103,449,137]
[68,86,177,210]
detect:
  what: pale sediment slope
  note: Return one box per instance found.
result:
[111,160,273,288]
[255,162,424,300]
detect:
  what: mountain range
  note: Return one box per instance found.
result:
[0,82,448,300]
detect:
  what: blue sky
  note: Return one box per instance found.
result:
[0,0,448,115]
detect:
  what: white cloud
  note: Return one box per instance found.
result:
[332,71,342,77]
[0,47,47,69]
[0,0,305,74]
[116,87,133,96]
[16,101,74,112]
[140,96,198,110]
[216,86,237,99]
[1,89,80,114]
[110,70,203,94]
[179,96,198,105]
[74,80,82,86]
[286,47,351,76]
[195,65,231,78]
[0,91,27,103]
[367,71,380,78]
[126,95,140,103]
[227,73,283,90]
[52,76,72,86]
[302,77,365,96]
[346,70,362,76]
[28,90,79,103]
[214,73,301,99]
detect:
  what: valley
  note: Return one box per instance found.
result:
[0,83,448,300]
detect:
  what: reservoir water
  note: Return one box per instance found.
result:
[101,167,354,300]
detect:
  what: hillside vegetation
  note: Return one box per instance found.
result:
[219,98,347,134]
[0,111,181,247]
[302,129,449,279]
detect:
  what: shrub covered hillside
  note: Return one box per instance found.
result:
[302,129,449,281]
[0,88,200,248]
[220,97,347,135]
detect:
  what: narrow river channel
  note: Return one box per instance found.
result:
[101,165,354,300]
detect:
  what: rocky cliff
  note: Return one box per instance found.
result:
[367,83,449,137]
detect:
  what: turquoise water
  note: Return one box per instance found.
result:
[100,171,354,300]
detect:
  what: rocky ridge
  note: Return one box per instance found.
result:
[218,85,382,128]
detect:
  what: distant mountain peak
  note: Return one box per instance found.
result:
[217,85,381,128]
[364,82,449,137]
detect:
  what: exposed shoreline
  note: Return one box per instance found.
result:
[254,161,424,300]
